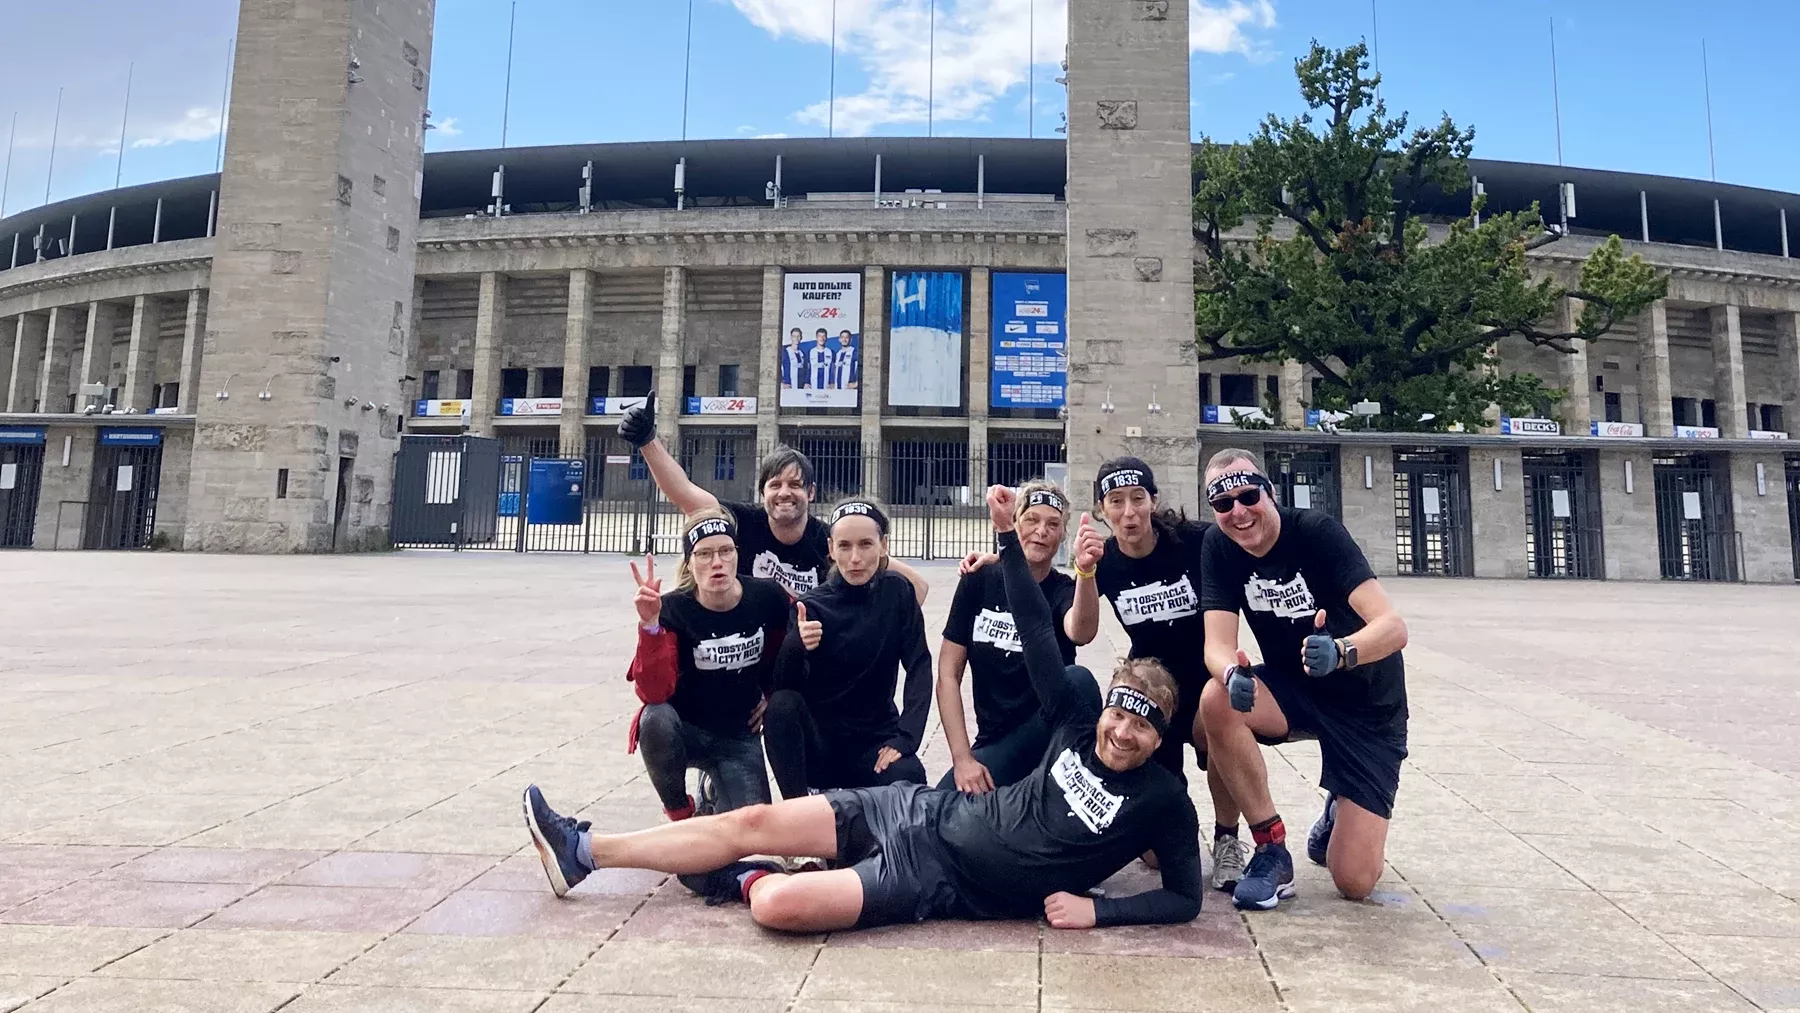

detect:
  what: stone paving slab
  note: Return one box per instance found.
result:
[0,551,1797,1012]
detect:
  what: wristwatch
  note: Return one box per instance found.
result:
[1335,638,1358,670]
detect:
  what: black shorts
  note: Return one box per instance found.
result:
[1259,669,1407,820]
[825,783,962,929]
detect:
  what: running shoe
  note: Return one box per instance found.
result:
[695,860,784,906]
[1210,834,1252,892]
[1232,843,1296,911]
[695,770,718,817]
[522,784,591,897]
[1306,794,1337,867]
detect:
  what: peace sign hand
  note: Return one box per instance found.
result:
[630,554,663,629]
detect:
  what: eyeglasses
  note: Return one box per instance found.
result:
[1209,488,1265,514]
[691,546,738,564]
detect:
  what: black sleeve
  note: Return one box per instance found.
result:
[1198,526,1247,614]
[886,577,934,756]
[941,572,982,645]
[758,587,793,697]
[1093,791,1204,926]
[773,607,808,694]
[996,530,1098,730]
[1303,511,1378,603]
[724,501,762,531]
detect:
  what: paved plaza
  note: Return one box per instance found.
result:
[1,551,1797,1013]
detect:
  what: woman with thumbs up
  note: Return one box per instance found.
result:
[763,499,932,799]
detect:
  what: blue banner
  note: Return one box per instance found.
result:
[989,273,1066,408]
[888,271,964,408]
[99,427,162,447]
[0,427,46,445]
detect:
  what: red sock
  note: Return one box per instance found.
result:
[1250,815,1286,847]
[665,796,695,821]
[739,868,773,902]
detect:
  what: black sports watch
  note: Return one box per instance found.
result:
[1335,639,1358,670]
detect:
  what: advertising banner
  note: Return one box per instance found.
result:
[590,397,649,415]
[1590,421,1645,437]
[1749,430,1790,440]
[990,272,1067,409]
[99,427,162,447]
[685,396,758,415]
[1675,425,1720,439]
[414,399,470,418]
[499,398,563,417]
[0,427,46,445]
[1203,405,1272,425]
[1500,416,1562,436]
[887,271,964,408]
[780,272,862,408]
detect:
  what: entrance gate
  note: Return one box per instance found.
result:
[1522,451,1604,579]
[1266,444,1340,518]
[1786,455,1799,582]
[85,428,164,549]
[1652,453,1739,581]
[390,434,502,547]
[0,427,46,548]
[1393,447,1472,576]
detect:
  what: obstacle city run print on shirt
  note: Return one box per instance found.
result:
[751,552,819,595]
[971,608,1023,654]
[691,629,765,671]
[1052,749,1124,834]
[1243,572,1318,620]
[1112,575,1199,626]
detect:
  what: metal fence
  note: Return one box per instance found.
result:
[1788,455,1800,583]
[1522,450,1604,579]
[1652,454,1741,582]
[1393,447,1472,576]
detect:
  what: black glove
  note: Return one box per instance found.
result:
[1302,634,1340,679]
[619,392,657,449]
[1227,664,1258,713]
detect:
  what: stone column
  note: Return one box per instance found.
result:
[1556,298,1591,434]
[1337,445,1397,577]
[1467,445,1528,578]
[859,265,886,456]
[1775,311,1799,434]
[122,296,164,412]
[1278,360,1306,428]
[1729,451,1794,582]
[1638,301,1674,436]
[1065,0,1200,510]
[966,267,991,475]
[756,265,782,452]
[0,318,12,403]
[1596,448,1659,581]
[7,314,45,412]
[469,271,507,437]
[175,290,206,414]
[1710,304,1748,439]
[78,301,121,406]
[656,266,688,445]
[559,268,592,455]
[38,305,82,415]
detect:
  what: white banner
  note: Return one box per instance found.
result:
[591,397,648,416]
[1675,425,1720,439]
[1590,421,1644,438]
[688,396,758,416]
[780,273,862,408]
[415,399,471,418]
[1500,416,1561,436]
[499,398,563,417]
[1749,430,1790,440]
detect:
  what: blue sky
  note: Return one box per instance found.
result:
[3,0,1796,218]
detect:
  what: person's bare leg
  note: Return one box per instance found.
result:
[1198,677,1288,825]
[1325,798,1390,900]
[746,867,865,932]
[1190,706,1243,828]
[591,797,839,874]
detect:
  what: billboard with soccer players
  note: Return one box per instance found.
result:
[779,272,862,409]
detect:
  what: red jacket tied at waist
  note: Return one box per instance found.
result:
[625,625,678,754]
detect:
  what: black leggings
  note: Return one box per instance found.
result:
[763,689,926,800]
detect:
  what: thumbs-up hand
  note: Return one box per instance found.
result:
[1073,512,1104,572]
[797,601,823,651]
[1227,650,1257,713]
[1301,609,1340,678]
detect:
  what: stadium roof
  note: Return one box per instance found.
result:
[3,137,1796,266]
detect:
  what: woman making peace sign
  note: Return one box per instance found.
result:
[627,510,793,821]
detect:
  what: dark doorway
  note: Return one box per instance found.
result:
[1265,444,1340,519]
[1393,447,1472,576]
[1522,450,1604,579]
[85,434,163,549]
[332,456,353,550]
[0,432,47,548]
[1652,453,1737,581]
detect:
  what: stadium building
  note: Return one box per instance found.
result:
[0,0,1797,583]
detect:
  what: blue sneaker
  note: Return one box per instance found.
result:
[523,784,591,897]
[1307,794,1337,867]
[1233,843,1296,911]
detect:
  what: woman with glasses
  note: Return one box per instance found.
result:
[627,510,793,822]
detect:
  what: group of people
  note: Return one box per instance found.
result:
[524,395,1410,933]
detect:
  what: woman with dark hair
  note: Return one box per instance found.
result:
[627,510,792,821]
[763,499,932,799]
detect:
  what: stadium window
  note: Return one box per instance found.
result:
[629,450,648,481]
[1197,372,1213,404]
[620,366,653,397]
[719,364,740,397]
[714,441,737,481]
[539,367,564,399]
[1701,399,1717,430]
[455,369,474,399]
[1762,404,1785,432]
[1604,392,1622,423]
[682,365,697,400]
[500,368,528,399]
[421,370,440,400]
[1264,375,1279,407]
[588,366,610,399]
[1671,398,1696,427]
[1219,373,1256,407]
[1594,374,1605,392]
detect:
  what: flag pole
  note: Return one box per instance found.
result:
[116,62,134,188]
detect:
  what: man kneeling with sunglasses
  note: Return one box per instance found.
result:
[1196,449,1410,912]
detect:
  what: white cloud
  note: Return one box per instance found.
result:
[435,117,463,137]
[724,0,1275,136]
[130,108,223,149]
[754,132,791,139]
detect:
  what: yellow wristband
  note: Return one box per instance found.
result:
[1073,564,1096,580]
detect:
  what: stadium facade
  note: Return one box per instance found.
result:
[0,0,1798,583]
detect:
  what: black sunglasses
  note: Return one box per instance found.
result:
[1210,487,1265,514]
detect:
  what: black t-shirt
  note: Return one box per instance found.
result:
[942,566,1078,743]
[725,502,832,598]
[1093,521,1211,689]
[1199,507,1407,737]
[931,530,1202,927]
[659,576,792,734]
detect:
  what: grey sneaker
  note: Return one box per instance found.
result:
[695,770,718,817]
[1210,834,1251,892]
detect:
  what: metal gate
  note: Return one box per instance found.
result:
[85,432,163,550]
[1393,447,1472,576]
[1785,455,1799,583]
[390,434,501,548]
[1652,453,1739,581]
[1522,451,1604,579]
[0,428,46,548]
[1266,444,1340,518]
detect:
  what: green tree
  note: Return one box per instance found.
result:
[1193,43,1667,432]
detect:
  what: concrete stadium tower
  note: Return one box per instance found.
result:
[1065,0,1200,511]
[185,0,437,551]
